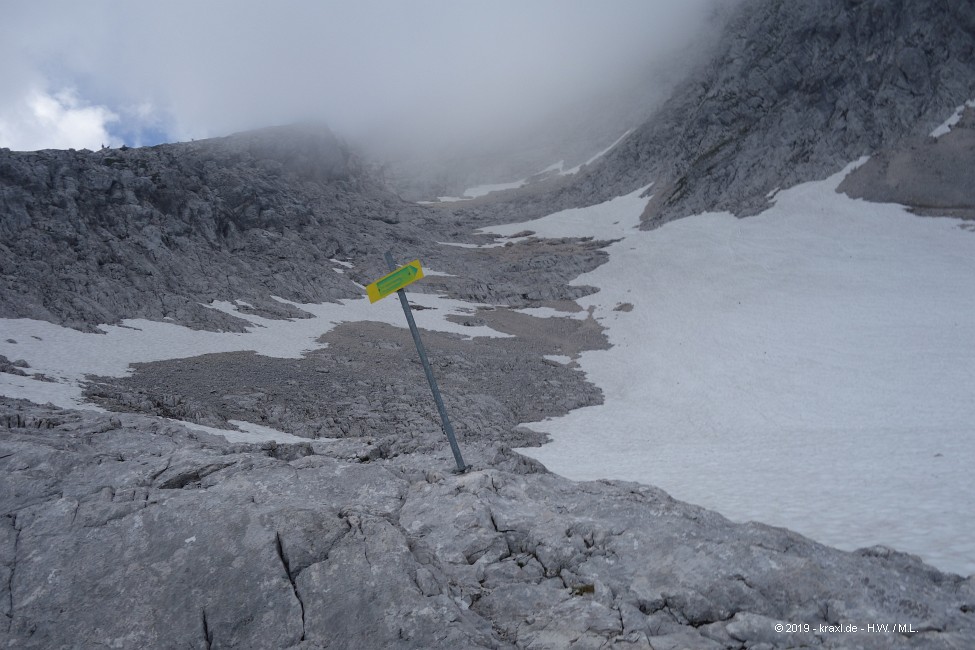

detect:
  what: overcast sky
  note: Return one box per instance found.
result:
[0,1,728,152]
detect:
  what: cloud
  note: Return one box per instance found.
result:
[0,88,120,151]
[0,0,735,151]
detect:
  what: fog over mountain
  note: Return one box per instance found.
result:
[0,1,733,156]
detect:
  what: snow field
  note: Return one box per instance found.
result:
[481,163,975,577]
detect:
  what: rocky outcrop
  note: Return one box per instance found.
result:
[0,125,425,331]
[838,106,975,219]
[632,0,975,224]
[3,398,974,649]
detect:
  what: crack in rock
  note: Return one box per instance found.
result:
[275,531,305,642]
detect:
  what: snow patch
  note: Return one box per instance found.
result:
[422,129,634,205]
[540,160,565,174]
[463,179,527,198]
[0,292,509,413]
[422,267,455,277]
[480,183,650,241]
[511,307,589,320]
[543,355,573,365]
[173,418,315,445]
[560,129,632,176]
[436,240,505,249]
[930,99,975,138]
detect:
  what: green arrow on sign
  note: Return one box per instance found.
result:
[365,260,424,303]
[377,265,417,294]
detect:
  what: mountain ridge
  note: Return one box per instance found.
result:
[0,125,420,331]
[450,0,975,229]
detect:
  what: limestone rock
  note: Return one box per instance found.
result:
[2,398,973,648]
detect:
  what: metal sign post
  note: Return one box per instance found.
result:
[376,251,469,473]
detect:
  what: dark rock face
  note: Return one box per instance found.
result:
[454,0,975,229]
[633,0,975,224]
[3,398,974,649]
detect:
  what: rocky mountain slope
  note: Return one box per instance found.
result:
[451,0,975,227]
[0,125,409,331]
[629,0,975,224]
[3,0,975,648]
[0,125,608,333]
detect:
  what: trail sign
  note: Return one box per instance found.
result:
[366,260,424,303]
[368,251,470,473]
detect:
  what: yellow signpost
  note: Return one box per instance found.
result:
[367,252,469,473]
[365,260,423,303]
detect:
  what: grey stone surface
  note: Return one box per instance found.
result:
[838,106,975,219]
[0,125,370,331]
[83,309,606,444]
[2,398,973,648]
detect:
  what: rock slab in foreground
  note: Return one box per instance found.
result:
[1,398,973,649]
